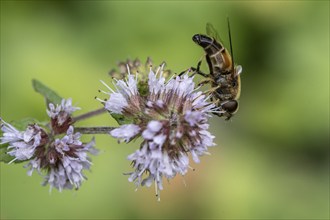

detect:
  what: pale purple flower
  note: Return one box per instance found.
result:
[110,124,141,143]
[99,72,141,115]
[1,98,98,192]
[100,65,218,200]
[0,118,23,143]
[0,118,47,163]
[25,126,98,192]
[47,98,80,134]
[47,98,80,121]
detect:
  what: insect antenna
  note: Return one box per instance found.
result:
[227,17,235,73]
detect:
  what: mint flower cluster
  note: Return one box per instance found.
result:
[1,99,97,192]
[100,61,218,200]
[1,58,219,200]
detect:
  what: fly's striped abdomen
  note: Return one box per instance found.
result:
[192,34,232,76]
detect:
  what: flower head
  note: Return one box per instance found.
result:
[108,58,171,97]
[1,98,97,192]
[25,126,97,192]
[1,119,48,163]
[47,98,80,134]
[100,64,217,200]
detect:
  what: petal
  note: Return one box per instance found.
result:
[147,121,163,133]
[104,93,128,114]
[110,124,141,142]
[153,134,167,146]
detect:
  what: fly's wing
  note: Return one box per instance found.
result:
[206,23,223,42]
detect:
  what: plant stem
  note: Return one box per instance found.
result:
[72,108,106,122]
[75,126,116,134]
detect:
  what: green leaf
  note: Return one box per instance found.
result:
[0,147,14,163]
[110,113,134,125]
[32,79,62,105]
[0,142,8,149]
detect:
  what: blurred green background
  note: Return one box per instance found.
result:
[1,1,329,219]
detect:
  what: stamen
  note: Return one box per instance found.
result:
[159,63,165,78]
[111,80,119,91]
[0,118,18,132]
[95,97,105,103]
[98,89,109,95]
[155,65,161,77]
[165,74,175,85]
[100,80,115,93]
[188,165,195,171]
[8,157,17,164]
[126,64,131,75]
[155,181,160,202]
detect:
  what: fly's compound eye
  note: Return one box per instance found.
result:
[222,100,238,113]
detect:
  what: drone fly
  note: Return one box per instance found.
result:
[191,20,242,120]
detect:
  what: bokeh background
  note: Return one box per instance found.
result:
[1,1,329,219]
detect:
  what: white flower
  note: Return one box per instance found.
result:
[0,118,23,144]
[1,98,98,192]
[104,92,128,114]
[47,98,80,134]
[99,70,140,115]
[148,69,165,94]
[110,124,141,143]
[25,126,98,192]
[102,64,217,200]
[47,98,80,121]
[127,143,189,199]
[0,119,46,163]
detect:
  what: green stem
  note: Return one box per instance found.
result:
[72,108,106,122]
[75,126,116,134]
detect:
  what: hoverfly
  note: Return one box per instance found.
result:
[190,20,242,120]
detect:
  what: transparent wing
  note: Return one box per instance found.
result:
[206,23,222,41]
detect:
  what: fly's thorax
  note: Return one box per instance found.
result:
[227,73,241,100]
[213,73,240,100]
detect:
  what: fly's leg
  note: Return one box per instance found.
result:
[209,96,226,118]
[179,55,207,77]
[190,67,208,78]
[203,84,221,95]
[190,58,209,78]
[197,78,215,88]
[178,67,206,77]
